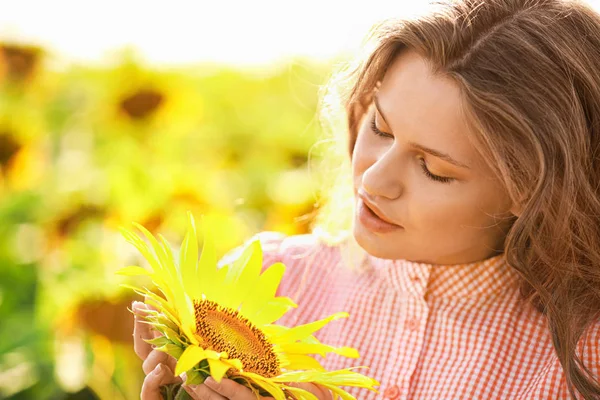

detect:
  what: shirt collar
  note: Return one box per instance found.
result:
[369,252,522,300]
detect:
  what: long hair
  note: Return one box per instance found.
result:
[313,0,600,398]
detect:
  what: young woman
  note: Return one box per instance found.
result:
[133,0,600,398]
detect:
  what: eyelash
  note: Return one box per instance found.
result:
[369,116,454,184]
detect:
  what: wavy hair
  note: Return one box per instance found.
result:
[312,0,600,398]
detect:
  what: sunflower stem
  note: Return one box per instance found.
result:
[160,383,188,400]
[174,386,194,400]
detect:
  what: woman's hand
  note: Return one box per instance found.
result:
[133,301,331,400]
[182,378,332,400]
[133,301,182,400]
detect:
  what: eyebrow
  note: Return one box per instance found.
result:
[373,95,471,170]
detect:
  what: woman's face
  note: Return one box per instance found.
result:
[352,49,518,264]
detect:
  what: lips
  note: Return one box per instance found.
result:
[357,191,403,228]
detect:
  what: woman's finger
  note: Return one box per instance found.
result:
[141,363,181,400]
[142,348,178,376]
[203,377,274,399]
[183,382,227,400]
[133,301,156,360]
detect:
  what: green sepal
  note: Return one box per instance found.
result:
[144,336,170,347]
[152,324,183,346]
[156,314,181,333]
[156,343,184,359]
[184,369,206,385]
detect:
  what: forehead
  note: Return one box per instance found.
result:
[377,50,482,169]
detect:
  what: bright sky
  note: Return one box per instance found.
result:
[0,0,434,66]
[3,0,600,67]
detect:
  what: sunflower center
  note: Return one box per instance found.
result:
[194,299,280,377]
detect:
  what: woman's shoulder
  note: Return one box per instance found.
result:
[252,231,338,265]
[218,231,341,269]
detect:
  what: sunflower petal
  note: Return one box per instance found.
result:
[279,354,324,370]
[271,312,349,343]
[180,212,202,300]
[279,342,359,358]
[221,239,263,309]
[316,383,356,400]
[238,372,287,400]
[239,262,286,321]
[198,218,218,299]
[175,345,207,376]
[252,297,297,326]
[282,385,320,400]
[207,358,232,383]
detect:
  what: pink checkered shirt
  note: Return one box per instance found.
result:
[249,232,600,400]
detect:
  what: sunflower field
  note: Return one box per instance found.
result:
[0,44,335,399]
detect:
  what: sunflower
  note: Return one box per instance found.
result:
[117,212,379,400]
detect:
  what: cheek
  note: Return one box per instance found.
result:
[412,184,509,236]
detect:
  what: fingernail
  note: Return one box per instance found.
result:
[204,377,216,387]
[183,384,197,394]
[155,363,164,375]
[179,372,187,383]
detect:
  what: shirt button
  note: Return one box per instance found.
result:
[383,385,400,399]
[406,317,419,331]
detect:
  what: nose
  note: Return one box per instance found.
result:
[361,149,404,200]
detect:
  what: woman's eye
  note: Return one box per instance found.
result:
[370,116,393,139]
[419,158,454,183]
[369,114,454,184]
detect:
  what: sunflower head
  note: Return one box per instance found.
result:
[118,212,379,399]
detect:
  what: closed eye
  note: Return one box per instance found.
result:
[369,115,454,184]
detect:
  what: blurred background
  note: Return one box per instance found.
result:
[5,0,593,398]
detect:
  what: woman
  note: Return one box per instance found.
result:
[134,0,600,398]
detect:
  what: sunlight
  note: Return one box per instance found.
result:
[0,0,434,66]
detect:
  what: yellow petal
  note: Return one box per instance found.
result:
[198,219,219,299]
[223,358,243,370]
[271,312,348,343]
[204,349,228,360]
[238,372,287,400]
[279,342,359,358]
[252,297,297,326]
[282,385,319,400]
[180,212,202,300]
[207,358,233,382]
[317,383,356,400]
[239,262,286,322]
[279,354,324,370]
[272,368,379,392]
[175,345,207,376]
[221,239,263,309]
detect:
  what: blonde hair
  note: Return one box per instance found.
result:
[311,0,600,397]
